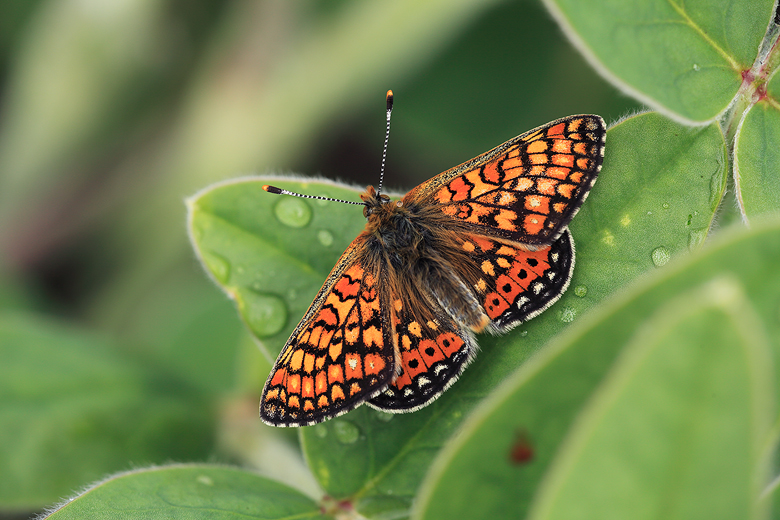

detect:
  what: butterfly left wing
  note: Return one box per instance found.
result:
[403,115,605,246]
[369,294,477,412]
[260,236,395,426]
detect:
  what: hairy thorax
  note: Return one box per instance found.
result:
[358,185,488,331]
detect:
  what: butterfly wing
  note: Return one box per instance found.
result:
[367,229,574,413]
[464,228,574,331]
[403,115,605,246]
[369,295,477,412]
[260,236,395,426]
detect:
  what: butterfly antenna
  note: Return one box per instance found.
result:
[375,90,393,199]
[262,185,364,205]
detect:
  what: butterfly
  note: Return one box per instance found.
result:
[260,92,605,426]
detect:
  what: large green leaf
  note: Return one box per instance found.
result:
[43,465,329,520]
[527,280,772,520]
[188,111,727,518]
[543,0,775,122]
[0,314,215,510]
[414,220,780,520]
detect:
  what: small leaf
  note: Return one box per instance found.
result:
[0,313,214,510]
[735,100,780,221]
[43,465,329,520]
[543,0,775,121]
[413,219,780,520]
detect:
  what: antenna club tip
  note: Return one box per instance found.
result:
[263,185,283,194]
[386,90,394,111]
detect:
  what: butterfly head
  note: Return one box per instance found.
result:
[361,185,392,219]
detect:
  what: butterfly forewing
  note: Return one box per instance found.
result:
[404,115,605,246]
[260,237,395,426]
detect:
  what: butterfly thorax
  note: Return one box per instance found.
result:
[361,185,426,257]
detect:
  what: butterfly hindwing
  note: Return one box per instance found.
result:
[404,115,605,245]
[369,298,476,412]
[464,229,575,331]
[260,237,396,426]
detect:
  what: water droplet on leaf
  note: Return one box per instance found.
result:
[318,230,334,247]
[651,246,671,267]
[239,290,288,337]
[204,251,230,284]
[574,285,587,297]
[313,424,328,438]
[274,198,312,228]
[374,410,394,422]
[688,228,707,251]
[332,420,360,444]
[559,306,576,323]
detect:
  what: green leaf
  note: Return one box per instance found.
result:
[43,465,330,520]
[188,112,728,517]
[735,100,780,220]
[528,279,773,520]
[543,0,775,121]
[413,219,780,520]
[0,313,215,510]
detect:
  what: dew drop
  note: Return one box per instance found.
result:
[239,290,288,337]
[693,63,700,71]
[316,194,331,207]
[686,214,693,226]
[313,423,328,438]
[317,229,334,247]
[374,410,394,422]
[651,246,671,267]
[559,306,576,323]
[574,285,588,298]
[274,198,312,228]
[203,251,230,284]
[688,228,707,251]
[662,202,670,209]
[519,330,528,337]
[332,420,360,444]
[196,475,214,486]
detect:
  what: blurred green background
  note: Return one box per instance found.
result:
[0,0,640,513]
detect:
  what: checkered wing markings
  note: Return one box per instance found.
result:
[368,301,476,412]
[412,115,605,245]
[260,246,395,426]
[464,229,575,331]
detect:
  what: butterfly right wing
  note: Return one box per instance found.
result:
[260,236,396,426]
[403,115,605,246]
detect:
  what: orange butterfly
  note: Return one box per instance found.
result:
[260,91,605,426]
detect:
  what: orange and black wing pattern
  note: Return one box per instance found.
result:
[369,295,476,412]
[462,229,574,331]
[260,237,395,426]
[367,230,574,412]
[404,115,605,246]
